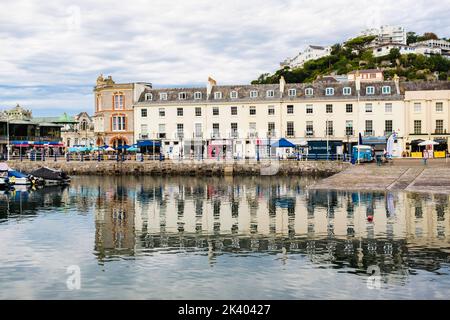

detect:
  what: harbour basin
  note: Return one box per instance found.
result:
[0,175,449,299]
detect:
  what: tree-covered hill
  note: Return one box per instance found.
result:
[252,33,450,85]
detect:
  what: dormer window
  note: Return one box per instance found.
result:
[325,88,334,96]
[382,86,391,94]
[266,90,274,98]
[366,86,375,95]
[145,93,153,101]
[305,88,314,96]
[214,92,222,100]
[343,87,352,95]
[159,92,168,101]
[179,92,187,100]
[194,92,202,100]
[288,89,296,97]
[230,91,238,99]
[250,90,258,98]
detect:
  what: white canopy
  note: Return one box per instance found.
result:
[418,140,439,146]
[0,163,10,171]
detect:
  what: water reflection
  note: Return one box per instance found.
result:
[1,176,450,298]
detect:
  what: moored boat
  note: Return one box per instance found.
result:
[0,163,10,189]
[8,169,32,185]
[29,167,71,186]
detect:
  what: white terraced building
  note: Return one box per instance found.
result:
[132,76,450,160]
[280,45,332,69]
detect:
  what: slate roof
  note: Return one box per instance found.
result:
[136,81,450,105]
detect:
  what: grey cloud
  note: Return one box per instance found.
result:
[0,0,449,115]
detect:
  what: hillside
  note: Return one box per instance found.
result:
[252,34,450,84]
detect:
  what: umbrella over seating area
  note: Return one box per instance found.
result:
[418,140,439,146]
[271,138,296,148]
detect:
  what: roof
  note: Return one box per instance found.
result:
[137,81,404,104]
[33,113,76,124]
[135,80,450,105]
[348,69,382,74]
[309,45,326,50]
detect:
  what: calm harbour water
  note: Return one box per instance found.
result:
[0,175,449,299]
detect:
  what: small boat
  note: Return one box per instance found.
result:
[8,169,32,185]
[30,167,71,186]
[0,163,11,189]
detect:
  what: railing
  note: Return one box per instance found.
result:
[305,130,314,137]
[4,152,352,163]
[229,131,239,139]
[285,131,295,138]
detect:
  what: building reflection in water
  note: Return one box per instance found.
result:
[3,176,448,277]
[79,176,450,275]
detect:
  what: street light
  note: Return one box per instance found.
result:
[6,114,10,161]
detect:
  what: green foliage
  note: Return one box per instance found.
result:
[252,34,450,84]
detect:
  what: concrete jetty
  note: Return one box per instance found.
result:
[310,159,450,194]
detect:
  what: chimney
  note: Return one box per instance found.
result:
[393,74,400,95]
[207,76,217,99]
[355,70,361,93]
[279,76,286,97]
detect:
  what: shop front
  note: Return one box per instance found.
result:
[183,139,205,160]
[207,139,233,159]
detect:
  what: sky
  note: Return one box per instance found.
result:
[0,0,449,116]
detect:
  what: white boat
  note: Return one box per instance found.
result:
[8,170,32,185]
[0,163,10,189]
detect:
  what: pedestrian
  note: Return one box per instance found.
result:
[423,150,428,165]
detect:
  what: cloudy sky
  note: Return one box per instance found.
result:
[0,0,449,116]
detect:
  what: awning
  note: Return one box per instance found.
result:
[137,140,161,147]
[271,138,296,148]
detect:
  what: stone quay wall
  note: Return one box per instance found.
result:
[6,160,350,177]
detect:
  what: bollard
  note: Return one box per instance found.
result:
[54,153,57,162]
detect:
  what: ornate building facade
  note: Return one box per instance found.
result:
[93,74,151,148]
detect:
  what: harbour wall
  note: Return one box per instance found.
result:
[6,160,350,177]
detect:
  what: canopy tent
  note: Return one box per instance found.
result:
[99,145,109,150]
[0,163,10,171]
[105,147,115,152]
[116,144,131,150]
[271,138,296,148]
[137,140,161,148]
[127,147,139,152]
[418,140,439,146]
[298,140,308,147]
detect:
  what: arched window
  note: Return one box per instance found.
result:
[81,120,88,131]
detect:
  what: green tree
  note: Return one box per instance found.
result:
[388,48,401,63]
[407,32,418,44]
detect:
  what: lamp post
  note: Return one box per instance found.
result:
[326,119,329,161]
[6,114,10,161]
